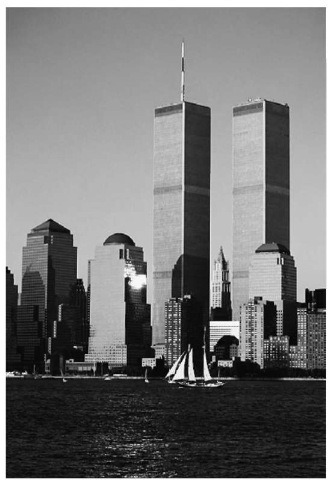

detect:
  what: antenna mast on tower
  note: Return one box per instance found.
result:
[181,40,185,102]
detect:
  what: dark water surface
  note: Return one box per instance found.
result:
[6,379,325,478]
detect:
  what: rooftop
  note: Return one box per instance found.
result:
[234,98,289,108]
[103,233,135,246]
[32,219,70,234]
[255,243,291,255]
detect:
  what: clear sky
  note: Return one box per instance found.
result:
[6,7,326,302]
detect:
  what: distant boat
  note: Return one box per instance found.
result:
[169,346,225,388]
[144,368,149,383]
[60,368,68,383]
[217,367,224,386]
[33,364,41,379]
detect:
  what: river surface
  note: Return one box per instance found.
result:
[6,378,326,478]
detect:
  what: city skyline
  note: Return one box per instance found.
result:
[6,8,326,302]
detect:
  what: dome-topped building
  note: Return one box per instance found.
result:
[86,232,151,368]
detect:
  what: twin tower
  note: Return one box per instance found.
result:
[152,96,290,349]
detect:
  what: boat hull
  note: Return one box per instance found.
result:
[177,381,225,388]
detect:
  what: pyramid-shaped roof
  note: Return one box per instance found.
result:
[32,219,70,234]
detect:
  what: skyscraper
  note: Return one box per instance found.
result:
[152,45,211,355]
[232,98,290,320]
[20,219,77,367]
[85,233,151,368]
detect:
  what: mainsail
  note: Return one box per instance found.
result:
[187,348,196,382]
[203,348,212,382]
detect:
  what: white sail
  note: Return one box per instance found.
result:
[165,352,185,379]
[203,348,212,382]
[187,349,196,382]
[172,352,187,381]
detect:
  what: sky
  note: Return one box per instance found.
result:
[6,7,326,303]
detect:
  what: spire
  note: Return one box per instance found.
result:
[217,246,225,263]
[180,40,185,102]
[217,246,228,270]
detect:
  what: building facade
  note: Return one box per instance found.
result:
[85,233,151,368]
[264,335,290,369]
[306,311,326,370]
[232,99,290,320]
[152,101,211,355]
[239,298,277,369]
[20,219,77,368]
[289,290,326,371]
[16,305,44,370]
[289,305,308,369]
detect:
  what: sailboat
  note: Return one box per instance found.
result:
[144,368,149,383]
[169,346,225,388]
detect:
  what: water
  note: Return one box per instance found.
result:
[6,379,326,478]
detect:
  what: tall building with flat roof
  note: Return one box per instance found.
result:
[290,290,326,371]
[85,233,151,368]
[306,288,326,370]
[240,298,277,369]
[152,100,211,351]
[232,99,290,320]
[21,219,77,367]
[165,295,202,367]
[306,311,326,370]
[6,267,21,369]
